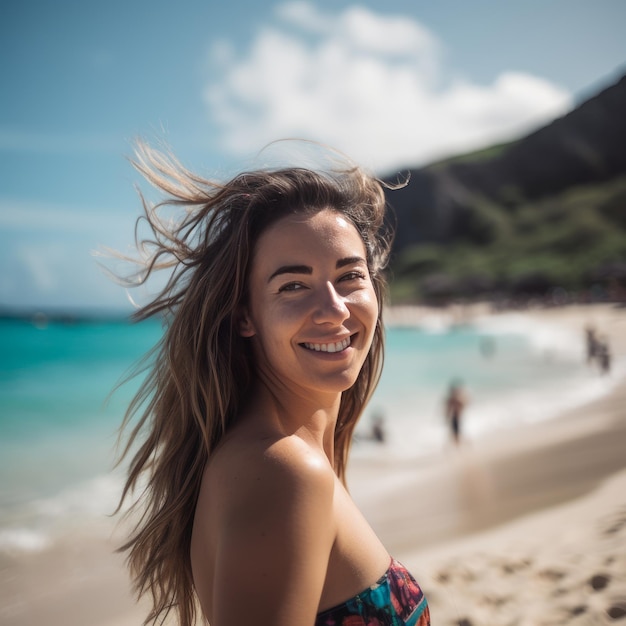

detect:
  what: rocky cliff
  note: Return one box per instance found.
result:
[385,73,626,250]
[383,72,626,302]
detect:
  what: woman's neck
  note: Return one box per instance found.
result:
[242,380,340,462]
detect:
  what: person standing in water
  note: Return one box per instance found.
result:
[445,380,468,446]
[114,141,430,626]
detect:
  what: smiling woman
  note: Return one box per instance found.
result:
[114,140,430,626]
[239,209,379,398]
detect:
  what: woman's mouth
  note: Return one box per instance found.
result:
[302,336,351,353]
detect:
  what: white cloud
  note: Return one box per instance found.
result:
[276,2,437,60]
[275,0,334,34]
[205,2,572,173]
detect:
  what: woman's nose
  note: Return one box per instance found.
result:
[312,283,349,324]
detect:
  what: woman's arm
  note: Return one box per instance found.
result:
[209,438,336,626]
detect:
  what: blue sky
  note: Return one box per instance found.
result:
[1,0,625,314]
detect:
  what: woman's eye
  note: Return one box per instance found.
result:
[278,282,305,293]
[341,271,367,282]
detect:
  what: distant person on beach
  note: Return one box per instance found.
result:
[371,412,386,443]
[585,324,599,365]
[352,411,386,444]
[365,410,387,443]
[113,141,430,626]
[597,336,612,375]
[445,380,468,446]
[585,325,612,374]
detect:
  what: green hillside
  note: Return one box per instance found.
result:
[391,175,626,304]
[384,73,626,305]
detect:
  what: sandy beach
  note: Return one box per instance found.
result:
[1,303,625,626]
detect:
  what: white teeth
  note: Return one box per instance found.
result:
[304,337,350,353]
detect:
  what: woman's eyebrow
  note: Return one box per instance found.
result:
[336,256,367,268]
[268,257,367,282]
[268,265,312,282]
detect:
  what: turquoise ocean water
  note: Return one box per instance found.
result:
[0,312,621,552]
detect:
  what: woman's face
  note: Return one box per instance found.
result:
[240,209,378,398]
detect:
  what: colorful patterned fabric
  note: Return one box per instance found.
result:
[315,558,430,626]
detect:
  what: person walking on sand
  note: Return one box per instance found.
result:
[585,324,600,366]
[113,140,430,626]
[445,380,468,446]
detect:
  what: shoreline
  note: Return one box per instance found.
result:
[1,303,625,625]
[349,365,626,552]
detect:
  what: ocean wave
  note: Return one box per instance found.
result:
[0,473,126,554]
[0,528,50,553]
[32,473,123,519]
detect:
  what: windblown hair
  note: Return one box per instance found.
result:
[115,141,394,626]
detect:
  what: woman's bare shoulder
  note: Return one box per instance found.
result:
[194,432,338,625]
[200,428,335,515]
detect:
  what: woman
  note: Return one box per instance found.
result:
[445,381,467,446]
[116,141,430,626]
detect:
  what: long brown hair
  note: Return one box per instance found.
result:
[115,141,394,625]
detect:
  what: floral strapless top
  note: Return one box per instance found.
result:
[315,558,430,626]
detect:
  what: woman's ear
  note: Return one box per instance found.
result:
[238,308,256,338]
